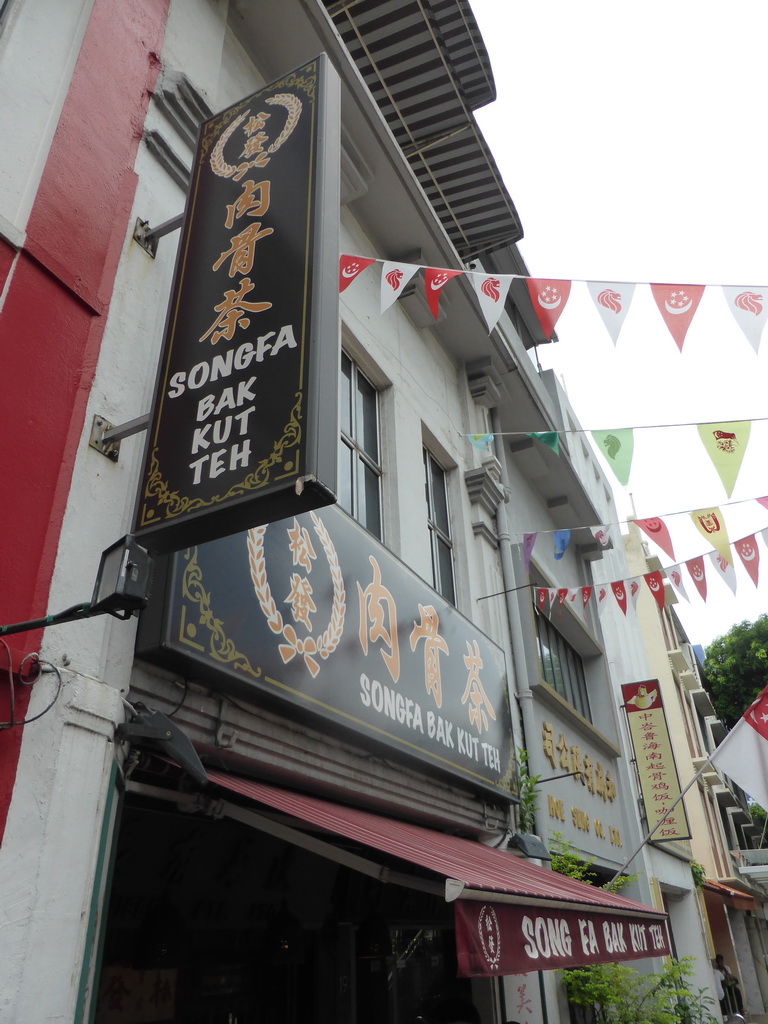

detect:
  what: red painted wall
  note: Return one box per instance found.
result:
[0,0,170,837]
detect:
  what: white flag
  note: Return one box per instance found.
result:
[710,685,768,810]
[665,564,690,603]
[380,261,419,312]
[722,286,768,355]
[587,281,636,344]
[627,578,641,613]
[470,272,514,333]
[708,550,738,595]
[590,525,612,548]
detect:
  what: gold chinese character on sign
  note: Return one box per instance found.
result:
[358,556,400,683]
[410,604,449,708]
[461,640,497,734]
[542,721,556,769]
[287,519,316,573]
[199,277,271,345]
[225,179,271,229]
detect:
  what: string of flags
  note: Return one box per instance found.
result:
[529,523,768,619]
[467,417,759,497]
[339,254,768,354]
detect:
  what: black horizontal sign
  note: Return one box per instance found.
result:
[137,504,515,798]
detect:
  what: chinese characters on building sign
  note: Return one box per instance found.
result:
[137,504,515,797]
[541,720,623,848]
[620,681,690,840]
[135,57,340,553]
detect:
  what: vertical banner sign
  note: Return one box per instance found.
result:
[621,681,691,840]
[134,56,340,553]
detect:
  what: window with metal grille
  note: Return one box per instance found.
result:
[338,351,382,539]
[424,449,455,605]
[535,608,591,720]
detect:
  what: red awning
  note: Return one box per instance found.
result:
[207,770,669,975]
[704,880,756,912]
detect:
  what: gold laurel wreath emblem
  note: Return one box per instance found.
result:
[247,512,346,677]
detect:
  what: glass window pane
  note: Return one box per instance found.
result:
[337,440,353,514]
[356,371,379,461]
[437,538,455,603]
[360,462,382,539]
[429,458,450,533]
[340,353,352,437]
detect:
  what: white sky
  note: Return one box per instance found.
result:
[468,0,768,648]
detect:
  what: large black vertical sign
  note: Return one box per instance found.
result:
[134,56,340,553]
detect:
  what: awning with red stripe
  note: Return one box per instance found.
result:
[206,769,669,975]
[704,879,756,912]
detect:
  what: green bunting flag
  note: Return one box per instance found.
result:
[527,431,560,455]
[697,420,751,498]
[590,428,634,486]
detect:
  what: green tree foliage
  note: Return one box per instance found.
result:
[703,615,768,727]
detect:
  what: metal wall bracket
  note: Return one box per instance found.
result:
[89,413,150,463]
[89,415,121,461]
[133,213,184,258]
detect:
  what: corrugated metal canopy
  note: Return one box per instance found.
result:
[323,0,523,258]
[208,769,667,919]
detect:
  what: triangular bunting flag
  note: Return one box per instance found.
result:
[528,431,559,455]
[722,286,768,355]
[633,517,676,561]
[581,586,593,611]
[339,254,377,292]
[424,267,462,319]
[757,496,768,512]
[685,556,708,602]
[734,534,760,588]
[596,585,610,616]
[471,273,514,333]
[611,580,628,615]
[761,526,768,550]
[380,261,420,312]
[708,550,737,595]
[591,525,612,548]
[548,587,558,609]
[591,428,634,486]
[554,530,571,560]
[697,421,751,498]
[690,506,732,564]
[665,564,690,603]
[644,571,666,610]
[522,533,537,573]
[650,283,706,352]
[467,433,494,451]
[586,281,636,344]
[525,278,572,339]
[557,588,569,606]
[536,588,548,611]
[627,578,641,613]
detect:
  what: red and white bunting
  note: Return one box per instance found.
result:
[471,272,514,333]
[339,254,376,292]
[633,517,676,561]
[611,580,628,615]
[525,278,572,339]
[380,261,420,312]
[644,571,666,610]
[627,578,641,613]
[734,534,761,588]
[650,283,706,352]
[548,587,558,609]
[722,286,768,355]
[557,588,569,606]
[596,584,610,615]
[590,525,612,548]
[664,564,690,604]
[708,550,737,595]
[424,267,462,319]
[758,497,768,513]
[587,281,636,345]
[581,586,593,611]
[685,556,708,602]
[536,588,548,611]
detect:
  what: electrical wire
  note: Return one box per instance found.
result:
[0,651,63,729]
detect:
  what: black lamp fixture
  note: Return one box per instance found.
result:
[508,832,551,860]
[0,534,154,637]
